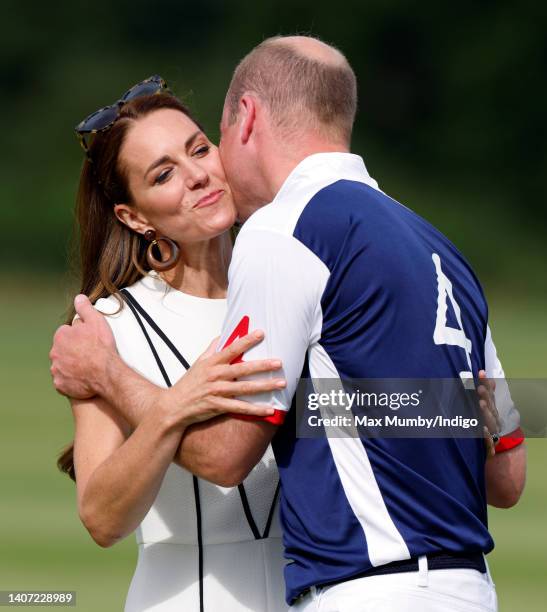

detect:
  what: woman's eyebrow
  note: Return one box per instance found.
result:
[145,155,172,178]
[144,131,203,178]
[185,130,202,150]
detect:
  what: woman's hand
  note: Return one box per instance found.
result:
[477,370,501,458]
[161,330,285,429]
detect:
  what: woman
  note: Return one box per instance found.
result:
[57,77,288,611]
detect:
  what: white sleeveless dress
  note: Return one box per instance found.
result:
[95,271,287,612]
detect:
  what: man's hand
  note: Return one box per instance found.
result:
[50,295,117,399]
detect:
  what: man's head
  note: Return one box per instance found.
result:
[220,35,357,221]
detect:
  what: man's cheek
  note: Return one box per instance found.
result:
[218,137,226,160]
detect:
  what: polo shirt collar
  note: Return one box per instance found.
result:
[273,152,379,205]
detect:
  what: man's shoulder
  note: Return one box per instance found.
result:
[241,176,379,238]
[239,200,295,238]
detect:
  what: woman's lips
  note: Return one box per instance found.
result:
[194,189,224,209]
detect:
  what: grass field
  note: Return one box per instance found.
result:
[0,275,545,611]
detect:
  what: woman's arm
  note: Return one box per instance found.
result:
[72,396,184,548]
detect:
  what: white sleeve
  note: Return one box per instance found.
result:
[219,229,329,424]
[484,325,521,437]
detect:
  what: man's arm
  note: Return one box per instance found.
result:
[53,313,278,484]
[486,442,526,508]
[50,296,287,484]
[52,216,324,489]
[170,228,325,485]
[87,345,278,486]
[176,417,277,486]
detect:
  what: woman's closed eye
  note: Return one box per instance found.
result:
[193,144,210,157]
[154,168,173,185]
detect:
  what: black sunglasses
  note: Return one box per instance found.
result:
[75,75,168,156]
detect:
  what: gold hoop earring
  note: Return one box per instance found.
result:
[144,229,180,272]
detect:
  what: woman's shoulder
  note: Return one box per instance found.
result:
[93,284,143,328]
[90,277,161,373]
[91,277,156,354]
[93,274,159,318]
[94,294,124,317]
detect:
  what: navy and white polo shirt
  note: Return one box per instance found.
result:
[218,153,523,605]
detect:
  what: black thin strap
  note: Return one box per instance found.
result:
[238,484,261,540]
[193,475,205,612]
[262,481,281,539]
[120,288,191,369]
[120,289,203,612]
[238,479,281,540]
[121,292,172,387]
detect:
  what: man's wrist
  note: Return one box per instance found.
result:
[91,347,121,400]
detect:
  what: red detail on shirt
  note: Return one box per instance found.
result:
[496,427,525,453]
[231,408,287,426]
[223,315,284,426]
[222,315,250,364]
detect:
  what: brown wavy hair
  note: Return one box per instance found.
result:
[57,92,202,481]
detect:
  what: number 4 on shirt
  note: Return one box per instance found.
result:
[432,253,474,387]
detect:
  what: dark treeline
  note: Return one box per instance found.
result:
[1,0,545,294]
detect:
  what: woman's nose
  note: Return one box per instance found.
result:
[185,162,209,189]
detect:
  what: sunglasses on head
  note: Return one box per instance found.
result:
[75,75,168,156]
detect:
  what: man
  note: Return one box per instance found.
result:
[51,36,526,611]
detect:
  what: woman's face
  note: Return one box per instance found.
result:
[116,108,236,244]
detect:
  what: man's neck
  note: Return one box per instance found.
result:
[265,139,350,202]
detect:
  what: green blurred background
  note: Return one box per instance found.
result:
[1,1,545,610]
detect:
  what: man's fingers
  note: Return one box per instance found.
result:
[214,331,265,364]
[74,294,96,323]
[51,324,70,346]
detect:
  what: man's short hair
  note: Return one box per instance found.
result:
[226,36,357,144]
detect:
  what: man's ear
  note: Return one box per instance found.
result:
[114,203,150,235]
[239,94,257,145]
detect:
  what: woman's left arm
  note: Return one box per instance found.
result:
[73,395,184,547]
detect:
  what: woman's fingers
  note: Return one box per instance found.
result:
[212,331,265,365]
[479,398,499,435]
[478,369,496,393]
[185,397,275,424]
[477,385,501,432]
[210,397,275,417]
[483,426,496,458]
[213,377,286,398]
[477,370,501,431]
[197,336,221,362]
[217,358,283,380]
[477,371,500,458]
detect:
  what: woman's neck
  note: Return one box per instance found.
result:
[157,232,232,299]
